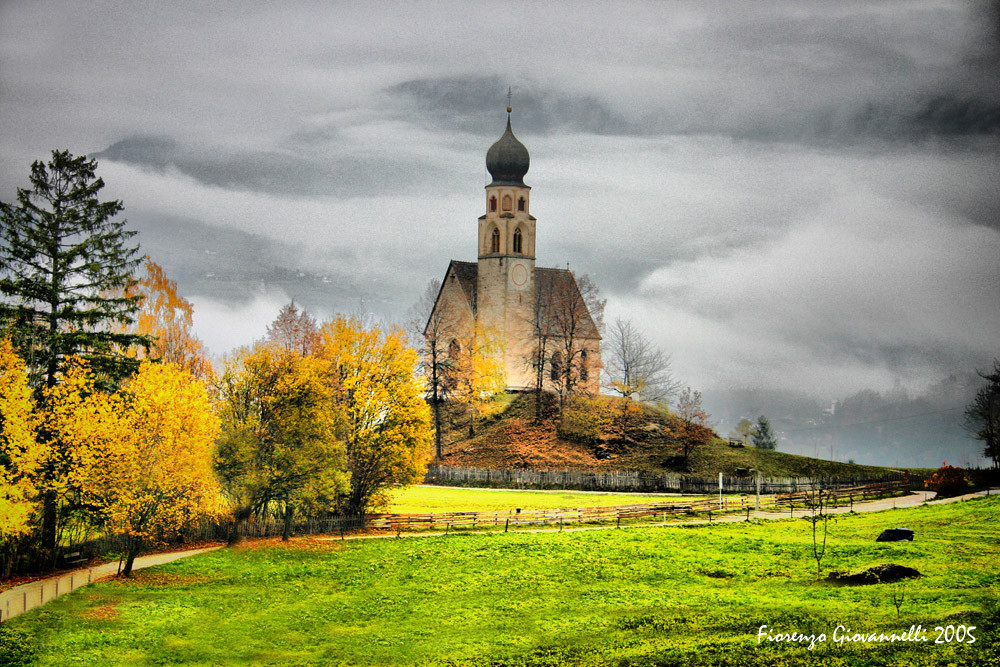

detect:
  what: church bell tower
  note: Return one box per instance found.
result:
[476,102,536,386]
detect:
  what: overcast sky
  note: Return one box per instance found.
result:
[2,0,998,402]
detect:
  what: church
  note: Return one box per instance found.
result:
[425,105,602,393]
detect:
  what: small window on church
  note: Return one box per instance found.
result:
[448,340,461,359]
[490,196,497,212]
[513,228,523,254]
[579,350,588,382]
[502,195,512,212]
[518,197,525,212]
[550,351,562,382]
[491,228,500,253]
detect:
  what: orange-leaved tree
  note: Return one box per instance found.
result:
[44,360,221,575]
[126,259,212,378]
[316,316,431,516]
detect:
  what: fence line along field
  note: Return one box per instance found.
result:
[4,496,996,666]
[388,484,703,513]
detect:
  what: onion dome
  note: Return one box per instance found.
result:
[486,111,529,186]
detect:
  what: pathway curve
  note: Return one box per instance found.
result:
[0,546,222,622]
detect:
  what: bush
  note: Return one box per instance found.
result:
[0,625,35,666]
[925,465,972,498]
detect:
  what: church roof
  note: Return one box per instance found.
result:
[536,267,602,340]
[449,260,478,312]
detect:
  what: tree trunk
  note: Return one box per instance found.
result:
[433,399,443,459]
[41,491,58,551]
[121,538,142,577]
[282,503,295,541]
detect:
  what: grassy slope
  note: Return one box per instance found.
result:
[439,393,899,479]
[9,497,998,666]
[388,485,706,513]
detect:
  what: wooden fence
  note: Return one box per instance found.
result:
[424,465,908,494]
[369,480,909,533]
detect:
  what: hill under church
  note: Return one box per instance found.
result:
[431,392,903,479]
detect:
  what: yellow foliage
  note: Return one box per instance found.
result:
[316,317,431,513]
[447,322,505,435]
[42,360,221,543]
[0,338,43,538]
[214,345,347,519]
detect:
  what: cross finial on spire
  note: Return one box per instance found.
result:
[506,86,512,114]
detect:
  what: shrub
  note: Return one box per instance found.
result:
[0,625,35,666]
[924,465,972,498]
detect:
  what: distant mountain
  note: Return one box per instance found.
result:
[702,374,987,469]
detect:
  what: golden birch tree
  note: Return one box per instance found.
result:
[445,322,505,437]
[316,316,431,516]
[44,361,221,575]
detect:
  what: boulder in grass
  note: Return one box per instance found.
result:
[827,564,921,585]
[876,527,915,542]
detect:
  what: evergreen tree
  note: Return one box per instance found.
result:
[752,415,778,450]
[0,150,149,391]
[0,150,149,551]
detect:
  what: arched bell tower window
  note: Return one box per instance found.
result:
[550,351,563,382]
[502,194,512,212]
[579,350,589,382]
[518,197,525,212]
[489,196,497,212]
[513,228,523,254]
[448,340,461,359]
[490,227,500,253]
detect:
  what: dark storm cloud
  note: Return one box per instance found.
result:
[388,74,1000,145]
[2,0,998,401]
[94,136,444,198]
[385,76,634,136]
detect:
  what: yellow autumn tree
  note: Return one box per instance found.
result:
[316,316,431,516]
[447,322,505,437]
[214,345,347,542]
[0,338,44,545]
[44,361,221,575]
[126,259,212,378]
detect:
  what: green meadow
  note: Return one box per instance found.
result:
[387,485,701,514]
[4,497,998,666]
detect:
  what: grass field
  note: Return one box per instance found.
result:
[5,497,998,666]
[387,484,705,513]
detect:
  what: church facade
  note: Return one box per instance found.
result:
[425,108,601,393]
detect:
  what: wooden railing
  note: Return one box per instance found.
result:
[368,481,909,533]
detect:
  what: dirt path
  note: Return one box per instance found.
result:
[0,547,222,622]
[5,488,994,621]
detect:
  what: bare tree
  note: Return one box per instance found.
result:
[604,317,681,404]
[804,481,832,578]
[965,358,1000,468]
[540,271,604,419]
[406,279,454,459]
[266,301,318,355]
[675,387,712,468]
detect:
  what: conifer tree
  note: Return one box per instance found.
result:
[0,150,150,550]
[752,415,778,450]
[0,150,149,392]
